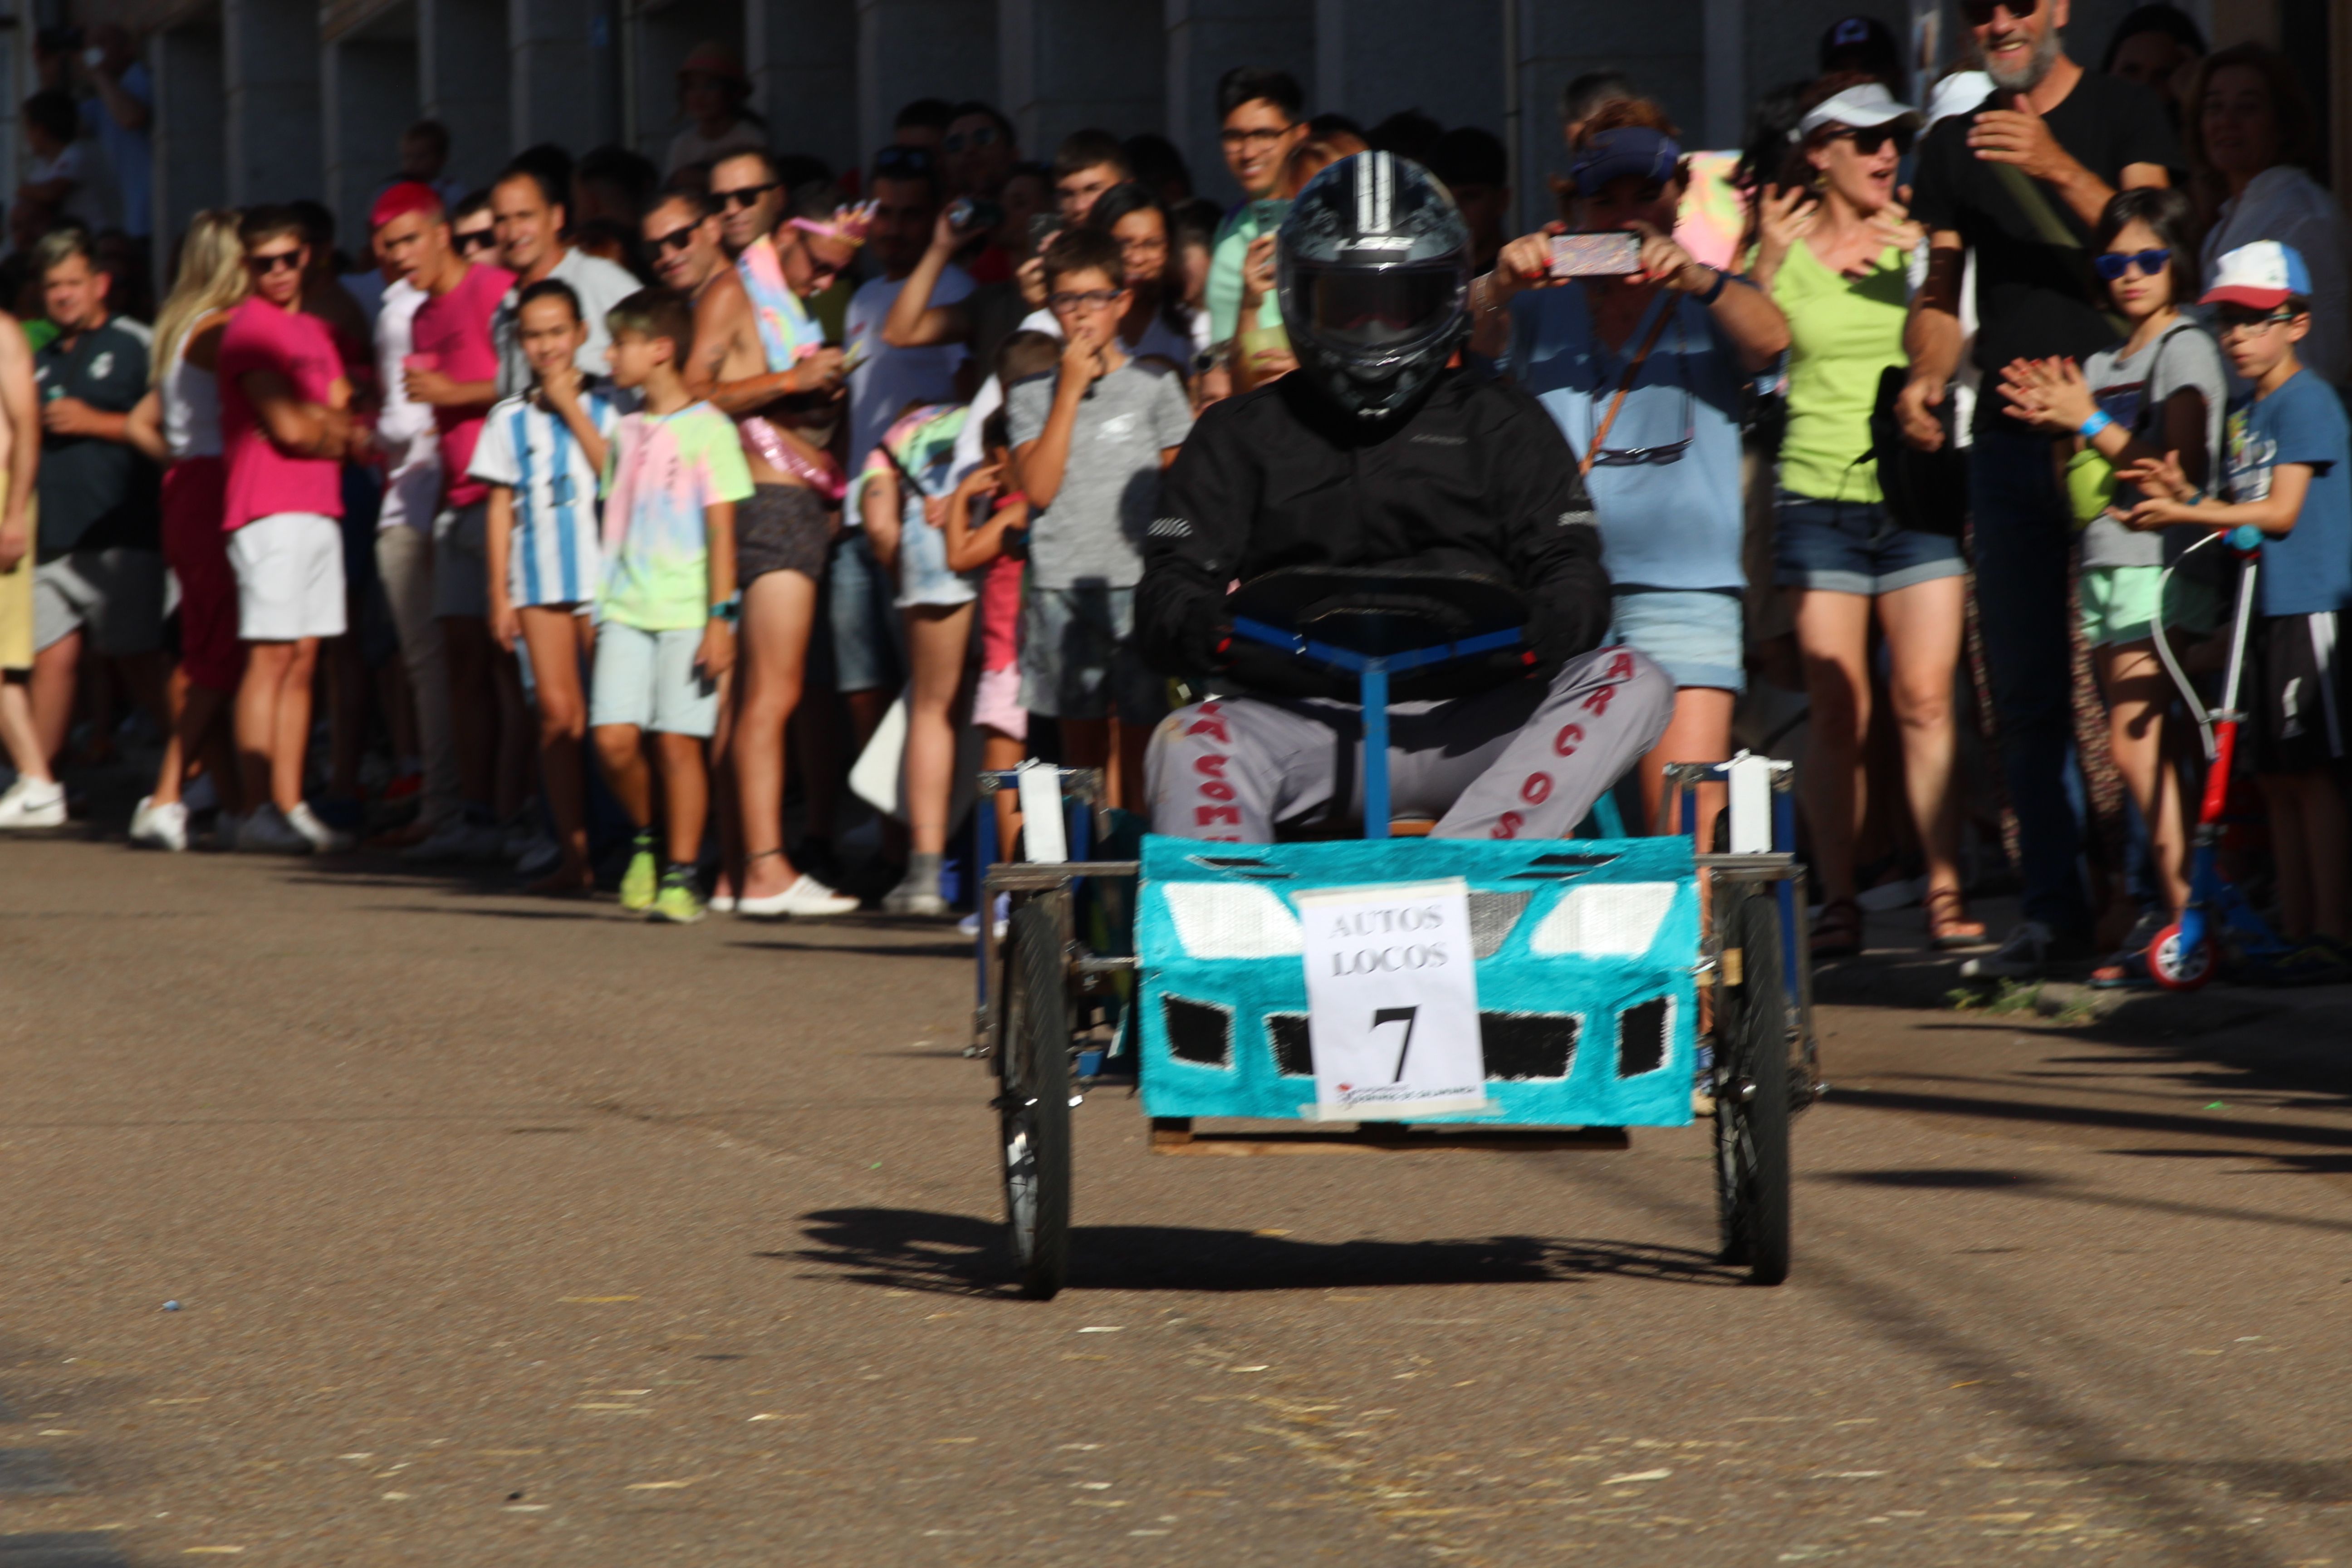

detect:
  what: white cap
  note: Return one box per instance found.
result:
[1797,81,1925,139]
[1926,71,1993,129]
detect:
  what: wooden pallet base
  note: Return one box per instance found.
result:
[1147,1117,1631,1156]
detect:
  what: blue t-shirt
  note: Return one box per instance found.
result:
[1507,285,1746,591]
[2224,368,2352,617]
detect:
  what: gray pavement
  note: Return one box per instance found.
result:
[2,833,2348,1565]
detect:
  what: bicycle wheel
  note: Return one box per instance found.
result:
[998,894,1073,1299]
[1714,890,1792,1286]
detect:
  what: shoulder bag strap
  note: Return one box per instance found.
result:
[1578,294,1678,478]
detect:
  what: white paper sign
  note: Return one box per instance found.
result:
[1298,877,1487,1117]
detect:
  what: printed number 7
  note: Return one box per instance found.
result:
[1373,1006,1419,1083]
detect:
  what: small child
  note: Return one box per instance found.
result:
[471,278,620,895]
[1006,230,1194,806]
[2120,241,2352,982]
[589,288,751,924]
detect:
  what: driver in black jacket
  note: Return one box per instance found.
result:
[1139,152,1672,841]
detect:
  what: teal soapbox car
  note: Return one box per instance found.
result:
[970,571,1817,1298]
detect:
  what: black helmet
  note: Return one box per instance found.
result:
[1276,152,1472,420]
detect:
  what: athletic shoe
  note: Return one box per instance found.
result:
[0,775,67,830]
[649,867,706,924]
[129,795,190,852]
[211,811,243,851]
[285,801,357,854]
[1958,921,2088,980]
[882,867,951,918]
[2090,909,2168,990]
[514,834,564,880]
[957,892,1010,939]
[181,772,220,813]
[2245,938,2352,988]
[403,817,505,864]
[618,834,659,912]
[501,818,538,862]
[235,804,314,854]
[709,891,737,914]
[737,874,861,920]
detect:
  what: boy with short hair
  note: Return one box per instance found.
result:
[1007,230,1193,806]
[1050,128,1131,225]
[2122,240,2352,982]
[591,288,750,924]
[471,278,620,895]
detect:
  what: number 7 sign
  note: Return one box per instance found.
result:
[1297,879,1487,1118]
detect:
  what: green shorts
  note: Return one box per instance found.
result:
[2080,564,2221,649]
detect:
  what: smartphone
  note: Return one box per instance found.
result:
[1550,232,1644,278]
[946,196,1004,234]
[1026,214,1065,254]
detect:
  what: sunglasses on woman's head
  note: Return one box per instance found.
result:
[2092,247,2171,281]
[1960,0,2038,24]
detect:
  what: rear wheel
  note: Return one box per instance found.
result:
[998,895,1073,1299]
[1715,891,1792,1286]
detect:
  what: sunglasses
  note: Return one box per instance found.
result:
[2092,247,2171,281]
[872,146,935,176]
[1960,0,2038,23]
[2217,308,2299,335]
[1048,289,1124,311]
[248,250,303,274]
[1829,124,1916,157]
[715,181,778,211]
[648,221,702,255]
[941,126,999,153]
[455,229,497,254]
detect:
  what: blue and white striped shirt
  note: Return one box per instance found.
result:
[468,381,622,608]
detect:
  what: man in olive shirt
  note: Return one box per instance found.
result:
[29,228,162,765]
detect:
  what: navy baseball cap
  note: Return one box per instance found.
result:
[1568,127,1682,194]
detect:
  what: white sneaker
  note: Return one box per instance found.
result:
[737,874,862,920]
[0,775,67,829]
[285,801,357,853]
[708,891,737,914]
[130,795,190,852]
[235,804,313,854]
[1959,920,2055,980]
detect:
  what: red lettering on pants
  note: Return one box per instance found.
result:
[1553,721,1585,756]
[1194,754,1228,778]
[1186,703,1230,744]
[1521,772,1553,805]
[1582,682,1615,716]
[1199,781,1235,802]
[1196,805,1242,827]
[1605,650,1636,682]
[1491,811,1524,839]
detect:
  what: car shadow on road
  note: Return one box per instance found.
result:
[784,1207,1739,1297]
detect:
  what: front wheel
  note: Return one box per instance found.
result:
[1714,891,1792,1286]
[2148,920,2217,992]
[998,895,1073,1299]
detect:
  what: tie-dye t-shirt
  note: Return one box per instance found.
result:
[597,402,755,632]
[737,235,825,371]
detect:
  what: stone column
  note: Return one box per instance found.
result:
[421,0,510,188]
[854,0,996,173]
[747,0,860,180]
[1509,0,1704,230]
[152,20,228,251]
[1313,0,1502,147]
[510,0,620,154]
[224,0,324,206]
[1164,0,1314,205]
[323,24,419,256]
[627,0,744,168]
[998,0,1162,167]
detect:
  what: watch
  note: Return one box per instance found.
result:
[709,595,740,625]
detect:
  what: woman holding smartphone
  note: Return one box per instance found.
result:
[1747,77,1983,957]
[1472,98,1790,838]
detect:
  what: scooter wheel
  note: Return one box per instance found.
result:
[2148,921,2217,991]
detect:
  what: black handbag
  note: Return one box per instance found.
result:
[1869,364,1968,537]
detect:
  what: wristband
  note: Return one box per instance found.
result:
[709,596,740,625]
[1694,268,1729,307]
[2078,409,2115,441]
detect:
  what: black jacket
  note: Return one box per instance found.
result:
[1136,368,1612,696]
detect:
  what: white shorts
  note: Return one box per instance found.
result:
[228,512,346,642]
[590,622,720,738]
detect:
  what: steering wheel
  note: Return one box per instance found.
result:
[1223,568,1532,702]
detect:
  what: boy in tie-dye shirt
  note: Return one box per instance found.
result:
[590,289,753,923]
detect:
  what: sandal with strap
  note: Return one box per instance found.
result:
[1924,886,1990,951]
[1812,897,1864,960]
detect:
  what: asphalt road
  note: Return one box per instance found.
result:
[2,836,2347,1566]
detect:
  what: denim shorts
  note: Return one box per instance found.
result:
[1773,491,1966,597]
[1609,587,1744,693]
[827,529,906,694]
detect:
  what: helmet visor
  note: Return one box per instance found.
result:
[1290,261,1465,354]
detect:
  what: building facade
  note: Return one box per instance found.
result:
[10,0,2348,263]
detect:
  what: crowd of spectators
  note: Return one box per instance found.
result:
[2,11,2350,986]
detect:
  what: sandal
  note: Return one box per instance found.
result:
[1924,887,1990,951]
[1812,898,1864,960]
[2089,946,2155,989]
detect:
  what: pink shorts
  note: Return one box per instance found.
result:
[973,663,1025,740]
[161,458,243,692]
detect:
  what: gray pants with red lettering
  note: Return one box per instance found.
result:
[1145,645,1674,842]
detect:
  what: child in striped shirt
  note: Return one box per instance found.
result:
[471,278,622,894]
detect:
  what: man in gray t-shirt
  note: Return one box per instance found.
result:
[1006,355,1194,589]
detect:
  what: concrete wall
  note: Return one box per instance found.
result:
[223,0,323,203]
[1513,0,1705,230]
[629,0,744,166]
[511,0,617,153]
[152,18,226,252]
[1165,0,1315,206]
[999,0,1161,167]
[421,0,510,191]
[748,0,859,176]
[854,0,996,173]
[324,22,417,253]
[1315,0,1504,149]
